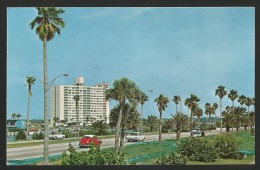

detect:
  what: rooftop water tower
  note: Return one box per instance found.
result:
[76,77,84,86]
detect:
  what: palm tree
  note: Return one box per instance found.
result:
[172,95,181,115]
[106,77,141,155]
[205,103,211,125]
[92,120,108,135]
[139,92,148,133]
[73,95,80,135]
[30,7,65,165]
[11,113,17,120]
[194,107,203,128]
[17,113,22,119]
[215,85,227,133]
[222,109,234,132]
[146,115,158,132]
[228,90,238,115]
[233,106,246,131]
[249,111,255,133]
[154,94,169,143]
[189,94,200,137]
[184,97,192,130]
[244,97,253,115]
[238,95,246,107]
[171,112,187,140]
[212,103,218,125]
[26,76,36,139]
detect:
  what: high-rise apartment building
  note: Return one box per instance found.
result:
[50,77,110,125]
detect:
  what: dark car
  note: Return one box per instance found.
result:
[79,135,102,148]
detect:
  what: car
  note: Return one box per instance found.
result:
[79,135,102,148]
[49,133,65,140]
[125,132,145,142]
[192,128,201,134]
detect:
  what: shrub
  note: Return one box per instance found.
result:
[155,152,187,165]
[213,133,240,159]
[177,137,218,162]
[250,129,255,135]
[15,129,26,140]
[61,143,126,165]
[142,126,151,133]
[32,132,39,139]
[32,132,44,140]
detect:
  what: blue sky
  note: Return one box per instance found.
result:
[7,7,255,120]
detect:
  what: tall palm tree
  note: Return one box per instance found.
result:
[30,7,65,165]
[171,112,187,140]
[189,94,200,137]
[228,90,238,114]
[212,103,218,125]
[172,95,181,115]
[73,95,80,136]
[184,97,192,130]
[215,85,227,133]
[139,92,148,133]
[205,103,211,125]
[154,94,169,143]
[106,77,141,155]
[146,115,158,132]
[26,76,36,140]
[194,107,203,128]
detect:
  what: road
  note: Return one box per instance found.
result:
[7,130,221,161]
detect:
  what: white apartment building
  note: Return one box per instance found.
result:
[50,77,110,125]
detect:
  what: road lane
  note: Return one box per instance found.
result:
[7,130,221,161]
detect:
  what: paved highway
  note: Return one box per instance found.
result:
[7,130,222,161]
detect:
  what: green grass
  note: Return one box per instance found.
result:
[101,140,179,165]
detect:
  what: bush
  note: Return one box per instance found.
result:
[250,129,255,135]
[142,126,151,133]
[32,132,44,140]
[15,129,26,140]
[177,137,218,162]
[61,143,126,165]
[213,133,240,159]
[155,152,187,165]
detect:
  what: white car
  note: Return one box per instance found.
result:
[192,128,201,135]
[49,133,65,140]
[125,132,145,142]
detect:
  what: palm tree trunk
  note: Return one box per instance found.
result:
[159,112,162,142]
[43,37,49,165]
[187,108,190,130]
[176,123,180,140]
[115,106,123,155]
[190,111,193,137]
[140,104,143,133]
[119,123,125,155]
[220,99,222,133]
[26,89,31,140]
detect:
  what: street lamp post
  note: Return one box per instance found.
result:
[33,73,69,164]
